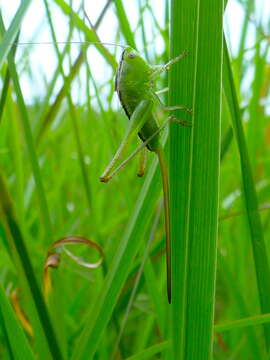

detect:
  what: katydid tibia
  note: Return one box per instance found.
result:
[100,46,191,303]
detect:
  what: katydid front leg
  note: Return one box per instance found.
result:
[151,51,188,79]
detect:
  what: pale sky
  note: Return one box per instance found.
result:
[1,0,269,102]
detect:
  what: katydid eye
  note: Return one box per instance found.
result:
[128,53,136,59]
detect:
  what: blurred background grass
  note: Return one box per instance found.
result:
[0,0,270,359]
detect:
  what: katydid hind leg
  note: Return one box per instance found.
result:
[100,132,132,182]
[101,114,190,183]
[100,99,153,182]
[102,117,168,182]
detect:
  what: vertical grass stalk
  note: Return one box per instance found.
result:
[170,0,223,358]
[185,1,223,357]
[169,0,198,358]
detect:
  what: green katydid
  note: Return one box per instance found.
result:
[100,46,191,303]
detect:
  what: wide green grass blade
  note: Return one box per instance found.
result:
[184,1,223,358]
[169,0,198,358]
[170,0,223,358]
[0,0,32,68]
[0,284,35,360]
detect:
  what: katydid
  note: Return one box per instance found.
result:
[100,47,191,303]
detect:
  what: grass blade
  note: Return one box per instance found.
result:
[53,0,117,69]
[169,0,198,357]
[125,340,170,360]
[223,37,270,350]
[114,0,136,48]
[215,313,270,333]
[0,0,31,68]
[72,154,163,359]
[184,0,223,357]
[170,0,223,358]
[0,16,53,242]
[0,284,35,360]
[0,175,64,360]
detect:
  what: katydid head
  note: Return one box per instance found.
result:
[115,46,152,116]
[117,47,151,90]
[121,47,148,69]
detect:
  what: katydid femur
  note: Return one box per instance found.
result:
[100,47,191,303]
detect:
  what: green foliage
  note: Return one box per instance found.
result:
[0,1,270,359]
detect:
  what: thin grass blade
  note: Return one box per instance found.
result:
[0,0,32,68]
[223,38,270,350]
